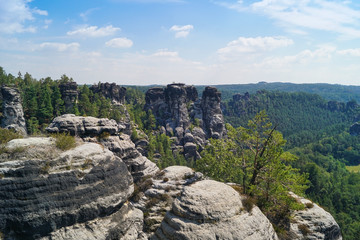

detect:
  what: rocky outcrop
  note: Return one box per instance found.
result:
[46,114,123,136]
[90,82,126,105]
[100,134,159,182]
[0,86,27,135]
[59,82,78,112]
[46,114,158,182]
[0,140,137,239]
[288,193,342,240]
[152,180,278,240]
[201,86,226,139]
[145,84,225,160]
[132,166,203,236]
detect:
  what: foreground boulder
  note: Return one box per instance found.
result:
[152,180,278,240]
[289,193,342,240]
[0,140,138,239]
[0,86,27,135]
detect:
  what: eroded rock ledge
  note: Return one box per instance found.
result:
[0,141,135,239]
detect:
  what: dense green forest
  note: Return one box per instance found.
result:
[223,90,359,148]
[198,82,360,102]
[1,66,360,239]
[222,90,360,239]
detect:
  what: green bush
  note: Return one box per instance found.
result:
[53,133,76,150]
[0,128,23,144]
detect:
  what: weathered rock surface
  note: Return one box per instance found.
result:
[46,114,122,136]
[201,86,226,139]
[0,86,27,135]
[0,141,136,239]
[132,166,203,236]
[152,180,278,240]
[59,82,78,112]
[289,193,342,240]
[144,84,225,160]
[90,82,126,105]
[101,134,159,182]
[40,203,145,240]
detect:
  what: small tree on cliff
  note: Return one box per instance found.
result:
[197,111,308,211]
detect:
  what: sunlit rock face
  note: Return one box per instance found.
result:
[1,86,27,136]
[152,180,279,240]
[0,141,135,239]
[144,84,226,160]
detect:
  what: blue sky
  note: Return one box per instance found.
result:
[1,0,360,85]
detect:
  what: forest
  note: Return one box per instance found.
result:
[1,66,360,239]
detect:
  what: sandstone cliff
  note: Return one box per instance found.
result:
[0,86,27,136]
[144,84,225,160]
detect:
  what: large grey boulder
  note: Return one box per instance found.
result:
[0,141,136,239]
[132,166,203,237]
[1,86,27,136]
[288,193,342,240]
[152,180,278,240]
[46,114,122,136]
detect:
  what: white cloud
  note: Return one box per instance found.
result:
[219,0,360,38]
[337,48,360,57]
[0,0,47,34]
[105,38,133,48]
[169,24,194,38]
[67,25,120,37]
[80,8,99,22]
[37,42,80,52]
[153,49,179,57]
[218,36,293,59]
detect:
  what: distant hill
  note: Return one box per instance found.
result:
[222,90,360,148]
[195,82,360,103]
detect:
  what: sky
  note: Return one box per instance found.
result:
[0,0,360,86]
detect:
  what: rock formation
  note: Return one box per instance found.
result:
[201,86,226,139]
[152,180,279,240]
[46,114,159,182]
[0,140,138,239]
[145,84,225,160]
[59,82,78,112]
[90,82,126,105]
[288,193,342,240]
[46,114,123,136]
[0,86,27,135]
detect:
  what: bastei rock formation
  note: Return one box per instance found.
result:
[90,82,126,105]
[59,82,78,113]
[0,102,342,240]
[144,84,226,160]
[0,86,27,136]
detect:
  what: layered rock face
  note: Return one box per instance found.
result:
[46,114,123,136]
[0,86,27,135]
[145,84,225,160]
[46,114,159,182]
[90,82,126,105]
[201,86,226,139]
[289,193,342,240]
[152,180,278,240]
[0,140,136,239]
[59,82,78,112]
